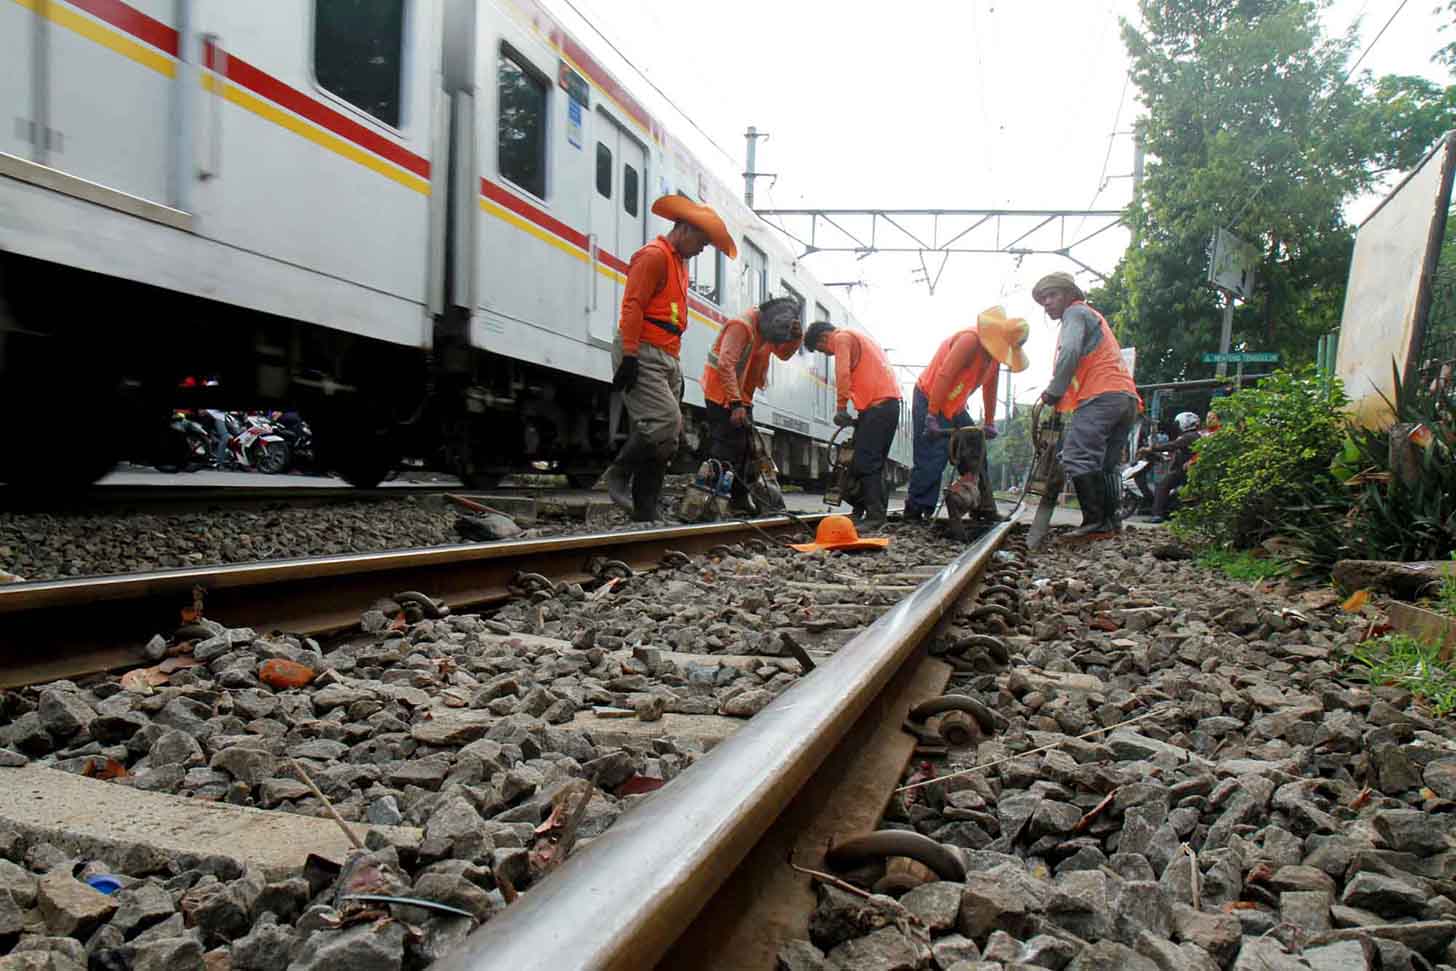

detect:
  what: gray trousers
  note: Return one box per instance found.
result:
[612,335,684,463]
[1060,392,1137,477]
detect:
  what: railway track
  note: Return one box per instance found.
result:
[0,513,831,688]
[0,505,1024,970]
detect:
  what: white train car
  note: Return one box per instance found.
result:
[0,0,909,489]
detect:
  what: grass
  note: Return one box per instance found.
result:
[1348,633,1456,715]
[1195,548,1289,582]
[1428,554,1456,617]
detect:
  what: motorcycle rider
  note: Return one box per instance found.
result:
[804,321,901,528]
[1032,271,1142,539]
[1140,411,1202,523]
[700,296,803,510]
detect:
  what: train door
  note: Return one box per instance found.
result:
[587,109,646,345]
[16,0,177,206]
[812,301,832,422]
[741,239,767,310]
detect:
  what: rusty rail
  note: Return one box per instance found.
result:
[0,514,823,688]
[432,517,1015,971]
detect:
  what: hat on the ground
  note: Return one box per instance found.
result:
[976,306,1031,374]
[651,195,738,259]
[1031,271,1084,302]
[789,514,891,553]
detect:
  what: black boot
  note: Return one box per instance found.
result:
[631,460,666,522]
[1066,472,1110,539]
[1104,472,1123,532]
[605,433,655,512]
[860,472,888,528]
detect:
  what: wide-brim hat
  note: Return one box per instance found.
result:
[976,306,1031,374]
[651,195,738,259]
[790,514,890,553]
[1031,271,1084,302]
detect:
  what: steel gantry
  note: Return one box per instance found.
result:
[750,208,1126,294]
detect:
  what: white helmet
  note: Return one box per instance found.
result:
[1174,411,1201,433]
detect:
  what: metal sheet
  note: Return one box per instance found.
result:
[432,519,1012,971]
[1335,132,1456,426]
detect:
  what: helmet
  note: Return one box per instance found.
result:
[1175,412,1201,433]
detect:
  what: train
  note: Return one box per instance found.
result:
[0,0,911,490]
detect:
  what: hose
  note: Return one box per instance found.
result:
[826,831,966,883]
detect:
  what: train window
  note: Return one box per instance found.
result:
[595,143,612,199]
[780,280,805,320]
[313,0,406,127]
[690,249,721,304]
[498,48,548,199]
[623,164,639,216]
[814,301,830,325]
[743,240,767,307]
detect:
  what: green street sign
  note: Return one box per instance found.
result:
[1203,351,1279,364]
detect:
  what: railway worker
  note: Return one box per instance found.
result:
[1031,271,1142,539]
[605,194,738,522]
[700,295,803,510]
[803,321,901,528]
[903,306,1031,524]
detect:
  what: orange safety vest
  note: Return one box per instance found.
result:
[915,328,996,418]
[835,330,901,412]
[702,308,761,406]
[633,237,690,357]
[1053,303,1141,414]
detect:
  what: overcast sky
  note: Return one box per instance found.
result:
[543,0,1455,420]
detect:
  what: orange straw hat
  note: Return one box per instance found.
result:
[651,195,738,259]
[789,514,891,553]
[976,306,1031,374]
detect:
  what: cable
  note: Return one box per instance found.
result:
[554,0,738,166]
[1345,0,1409,79]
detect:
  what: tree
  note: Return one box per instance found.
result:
[1094,0,1456,384]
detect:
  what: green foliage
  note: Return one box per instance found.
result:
[1195,547,1289,581]
[1430,553,1456,617]
[1089,0,1456,384]
[1347,632,1456,715]
[1171,366,1348,547]
[987,408,1034,486]
[1334,365,1456,562]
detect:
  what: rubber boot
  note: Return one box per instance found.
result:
[631,460,667,523]
[860,472,888,529]
[1066,472,1110,539]
[605,434,653,512]
[1104,472,1124,532]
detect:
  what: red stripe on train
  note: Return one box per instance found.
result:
[65,0,179,57]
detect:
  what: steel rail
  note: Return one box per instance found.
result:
[433,517,1015,971]
[0,514,823,688]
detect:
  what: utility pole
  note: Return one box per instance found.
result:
[743,127,774,208]
[1215,294,1235,380]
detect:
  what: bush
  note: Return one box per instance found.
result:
[1172,367,1348,549]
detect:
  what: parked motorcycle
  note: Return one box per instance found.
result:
[154,411,213,473]
[270,412,315,473]
[227,413,291,474]
[1120,460,1152,520]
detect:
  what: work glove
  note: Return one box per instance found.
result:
[1040,390,1060,407]
[923,414,943,437]
[612,356,640,392]
[833,410,855,428]
[983,423,998,440]
[729,404,748,427]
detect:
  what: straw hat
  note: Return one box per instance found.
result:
[650,195,738,259]
[976,306,1031,374]
[789,515,890,553]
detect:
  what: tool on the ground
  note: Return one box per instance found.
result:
[676,458,734,523]
[290,758,364,850]
[1023,400,1065,550]
[941,427,988,540]
[822,422,862,509]
[745,426,786,513]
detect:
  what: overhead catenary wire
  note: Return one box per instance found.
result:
[553,0,739,167]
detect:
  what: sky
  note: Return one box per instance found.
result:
[543,0,1455,420]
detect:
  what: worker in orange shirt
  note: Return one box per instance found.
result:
[1031,271,1142,538]
[803,321,902,527]
[700,296,803,510]
[905,307,1032,522]
[604,194,737,522]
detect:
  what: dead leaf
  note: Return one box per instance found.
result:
[120,668,168,693]
[389,612,408,632]
[1341,589,1370,613]
[82,757,129,780]
[614,775,666,797]
[1222,901,1258,911]
[1088,615,1120,632]
[1350,787,1373,810]
[157,656,201,674]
